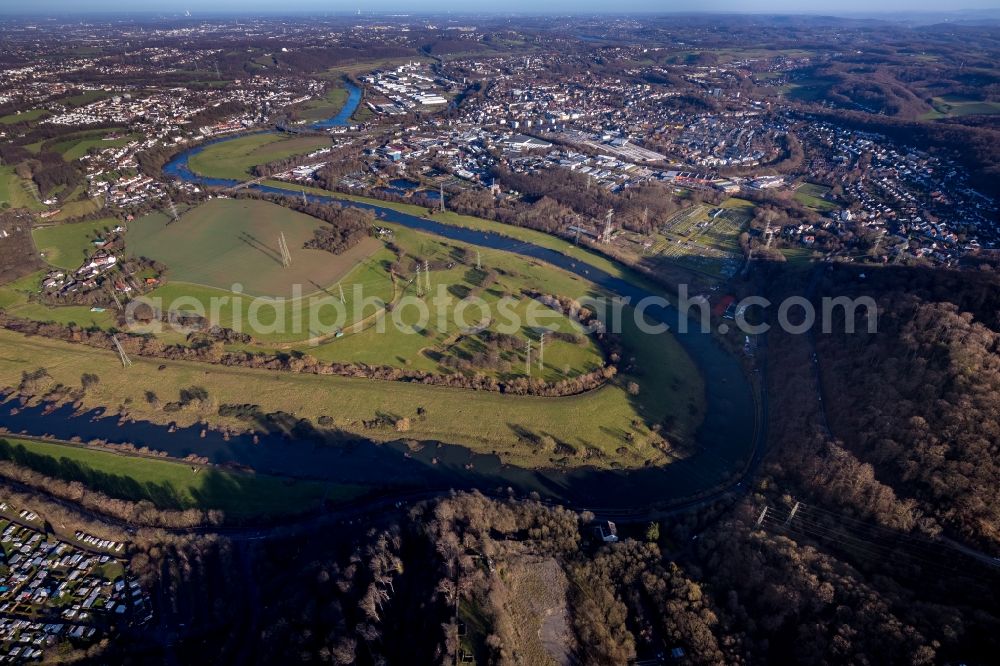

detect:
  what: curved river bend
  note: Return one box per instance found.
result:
[0,85,760,513]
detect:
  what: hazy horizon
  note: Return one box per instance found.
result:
[1,1,999,18]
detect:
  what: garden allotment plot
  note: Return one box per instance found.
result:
[655,199,753,279]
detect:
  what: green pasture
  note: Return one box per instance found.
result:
[300,225,606,382]
[0,108,47,125]
[0,437,365,518]
[188,133,331,180]
[126,198,380,298]
[293,87,349,122]
[921,95,1000,120]
[793,182,838,212]
[0,166,43,211]
[33,217,120,271]
[0,321,702,470]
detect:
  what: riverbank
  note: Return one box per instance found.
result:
[0,325,685,470]
[0,435,366,519]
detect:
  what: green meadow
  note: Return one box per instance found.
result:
[188,133,331,181]
[0,437,365,518]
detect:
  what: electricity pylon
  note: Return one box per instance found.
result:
[112,335,133,368]
[278,232,292,267]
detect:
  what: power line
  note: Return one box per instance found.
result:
[764,516,997,591]
[111,336,132,368]
[278,232,292,267]
[166,198,180,223]
[794,502,966,551]
[760,505,998,583]
[792,504,996,567]
[601,208,615,244]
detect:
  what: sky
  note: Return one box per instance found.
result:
[1,0,998,16]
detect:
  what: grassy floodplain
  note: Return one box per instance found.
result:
[293,87,349,122]
[123,199,612,376]
[262,180,659,290]
[295,224,608,383]
[120,200,700,449]
[188,133,331,181]
[2,152,709,470]
[4,212,705,468]
[126,198,383,297]
[0,437,365,518]
[0,292,702,469]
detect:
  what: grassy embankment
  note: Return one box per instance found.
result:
[0,437,365,518]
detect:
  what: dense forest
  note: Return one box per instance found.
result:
[812,264,1000,551]
[303,206,376,255]
[66,485,998,666]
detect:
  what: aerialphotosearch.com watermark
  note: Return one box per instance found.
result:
[122,282,878,342]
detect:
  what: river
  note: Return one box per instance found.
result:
[1,84,761,513]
